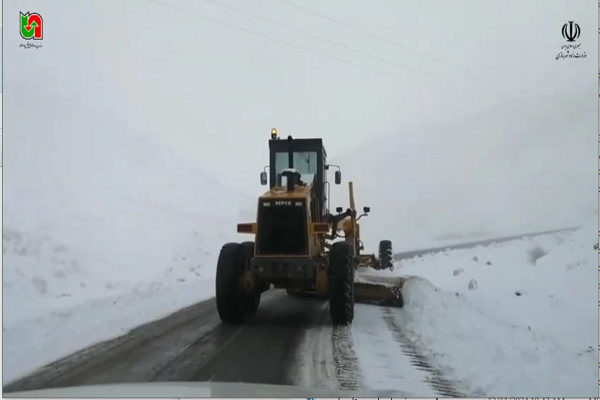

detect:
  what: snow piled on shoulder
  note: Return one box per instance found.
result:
[3,89,249,382]
[3,280,215,384]
[394,220,597,396]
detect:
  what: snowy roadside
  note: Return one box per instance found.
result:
[2,214,232,326]
[350,304,439,397]
[3,279,216,384]
[360,220,597,396]
[2,114,252,384]
[291,221,597,396]
[290,302,436,397]
[2,193,245,384]
[2,210,240,384]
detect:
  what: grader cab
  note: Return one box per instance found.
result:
[215,129,403,326]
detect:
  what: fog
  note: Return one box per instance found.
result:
[5,0,597,250]
[330,89,597,250]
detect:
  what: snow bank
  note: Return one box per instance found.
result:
[3,77,250,382]
[393,220,598,396]
[295,224,596,396]
[351,305,437,397]
[3,280,215,384]
[3,119,247,317]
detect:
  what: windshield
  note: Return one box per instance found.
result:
[274,151,318,185]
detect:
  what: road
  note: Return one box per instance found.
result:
[394,227,577,261]
[3,290,328,393]
[3,227,576,394]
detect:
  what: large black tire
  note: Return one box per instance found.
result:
[329,242,355,325]
[216,243,245,323]
[215,241,260,323]
[379,240,394,271]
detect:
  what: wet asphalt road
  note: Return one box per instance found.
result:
[3,290,327,393]
[394,227,577,261]
[3,227,576,394]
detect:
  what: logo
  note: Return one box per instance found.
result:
[561,21,580,42]
[274,201,292,206]
[20,12,43,40]
[555,21,586,60]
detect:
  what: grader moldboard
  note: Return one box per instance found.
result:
[215,129,403,326]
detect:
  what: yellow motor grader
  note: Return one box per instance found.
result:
[215,129,403,326]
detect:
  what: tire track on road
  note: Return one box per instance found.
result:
[189,291,325,386]
[381,307,468,397]
[289,301,364,392]
[331,323,363,391]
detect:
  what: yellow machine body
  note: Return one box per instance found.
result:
[216,131,402,328]
[237,179,403,306]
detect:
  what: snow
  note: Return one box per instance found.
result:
[291,302,435,397]
[4,47,596,393]
[3,164,247,384]
[3,83,249,382]
[330,96,597,251]
[347,220,598,396]
[350,305,438,397]
[3,281,215,383]
[4,2,596,394]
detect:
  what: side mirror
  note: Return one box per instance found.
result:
[260,171,267,186]
[334,170,341,185]
[336,207,343,213]
[363,206,370,213]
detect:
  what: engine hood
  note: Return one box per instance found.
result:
[4,381,396,398]
[260,185,312,199]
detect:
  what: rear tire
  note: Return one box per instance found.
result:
[379,240,394,271]
[329,242,355,325]
[216,243,245,323]
[216,241,259,323]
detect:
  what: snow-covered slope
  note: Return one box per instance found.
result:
[329,93,597,251]
[4,106,249,317]
[3,76,252,381]
[356,219,597,396]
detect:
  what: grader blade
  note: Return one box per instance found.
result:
[353,275,404,307]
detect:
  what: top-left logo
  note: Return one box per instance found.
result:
[20,12,43,40]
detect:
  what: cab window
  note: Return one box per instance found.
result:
[274,151,318,184]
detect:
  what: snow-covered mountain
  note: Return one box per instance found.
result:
[329,92,597,251]
[3,78,251,327]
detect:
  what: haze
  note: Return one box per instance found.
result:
[4,0,597,250]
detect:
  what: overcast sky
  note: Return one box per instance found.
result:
[5,1,598,249]
[6,0,597,192]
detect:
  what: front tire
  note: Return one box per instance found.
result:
[329,242,355,325]
[379,240,394,271]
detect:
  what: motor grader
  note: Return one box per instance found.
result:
[215,129,403,326]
